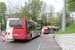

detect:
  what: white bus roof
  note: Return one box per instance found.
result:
[28,20,41,25]
[42,26,59,29]
[8,18,19,20]
[54,27,59,29]
[29,20,38,24]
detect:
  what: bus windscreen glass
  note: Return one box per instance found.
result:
[9,20,24,27]
[43,27,47,29]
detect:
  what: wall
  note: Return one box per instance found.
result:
[55,34,75,50]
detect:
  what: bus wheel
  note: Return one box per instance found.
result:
[39,32,41,37]
[14,39,18,41]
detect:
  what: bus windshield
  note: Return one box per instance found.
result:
[9,20,24,27]
[43,27,47,29]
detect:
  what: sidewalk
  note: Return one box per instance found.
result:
[39,34,62,50]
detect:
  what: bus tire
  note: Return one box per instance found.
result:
[39,32,41,37]
[14,39,18,41]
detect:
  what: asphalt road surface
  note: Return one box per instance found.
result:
[0,34,62,50]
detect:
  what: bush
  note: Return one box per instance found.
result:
[3,24,6,31]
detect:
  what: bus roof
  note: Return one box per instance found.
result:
[7,18,26,20]
[28,20,40,25]
[42,26,59,29]
[29,20,38,24]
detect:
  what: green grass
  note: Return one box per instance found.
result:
[55,24,75,34]
[53,36,55,38]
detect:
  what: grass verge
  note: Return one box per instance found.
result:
[54,24,75,38]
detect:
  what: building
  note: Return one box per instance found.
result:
[44,12,54,22]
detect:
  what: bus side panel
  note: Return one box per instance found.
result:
[24,19,27,36]
[26,20,31,40]
[24,19,30,40]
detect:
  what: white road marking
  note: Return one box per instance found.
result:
[37,34,51,50]
[37,38,43,50]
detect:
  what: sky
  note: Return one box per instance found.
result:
[42,0,63,12]
[0,0,63,13]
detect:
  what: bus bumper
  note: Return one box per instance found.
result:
[13,36,26,40]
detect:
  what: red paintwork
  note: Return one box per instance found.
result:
[13,18,27,40]
[44,29,49,34]
[44,27,49,34]
[26,33,31,40]
[8,33,10,35]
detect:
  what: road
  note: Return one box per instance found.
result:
[0,31,2,35]
[0,34,62,50]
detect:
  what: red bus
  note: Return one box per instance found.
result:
[43,26,49,34]
[6,18,41,40]
[43,26,59,34]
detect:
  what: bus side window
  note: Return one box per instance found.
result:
[30,22,35,30]
[27,21,35,31]
[27,21,32,31]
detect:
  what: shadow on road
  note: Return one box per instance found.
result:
[9,40,30,43]
[9,36,40,43]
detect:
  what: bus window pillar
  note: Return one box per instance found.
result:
[52,27,53,33]
[56,29,57,32]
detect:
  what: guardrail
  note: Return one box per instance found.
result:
[55,34,75,50]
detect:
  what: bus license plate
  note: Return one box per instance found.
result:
[14,34,18,35]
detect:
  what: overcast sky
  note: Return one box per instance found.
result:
[0,0,63,13]
[42,0,63,12]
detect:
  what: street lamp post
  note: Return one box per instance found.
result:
[62,0,66,31]
[55,0,66,31]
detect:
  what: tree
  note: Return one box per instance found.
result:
[56,10,72,28]
[40,1,47,26]
[7,0,23,18]
[21,0,42,22]
[48,4,55,25]
[41,14,46,26]
[67,0,75,12]
[57,11,62,26]
[41,1,47,15]
[0,2,7,30]
[52,17,59,23]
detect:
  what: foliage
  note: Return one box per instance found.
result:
[41,14,46,25]
[0,2,6,13]
[56,10,72,28]
[0,2,7,30]
[20,0,42,22]
[51,10,73,29]
[41,1,47,15]
[50,24,61,29]
[48,4,55,25]
[55,24,75,34]
[52,17,59,23]
[67,0,75,12]
[2,24,6,31]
